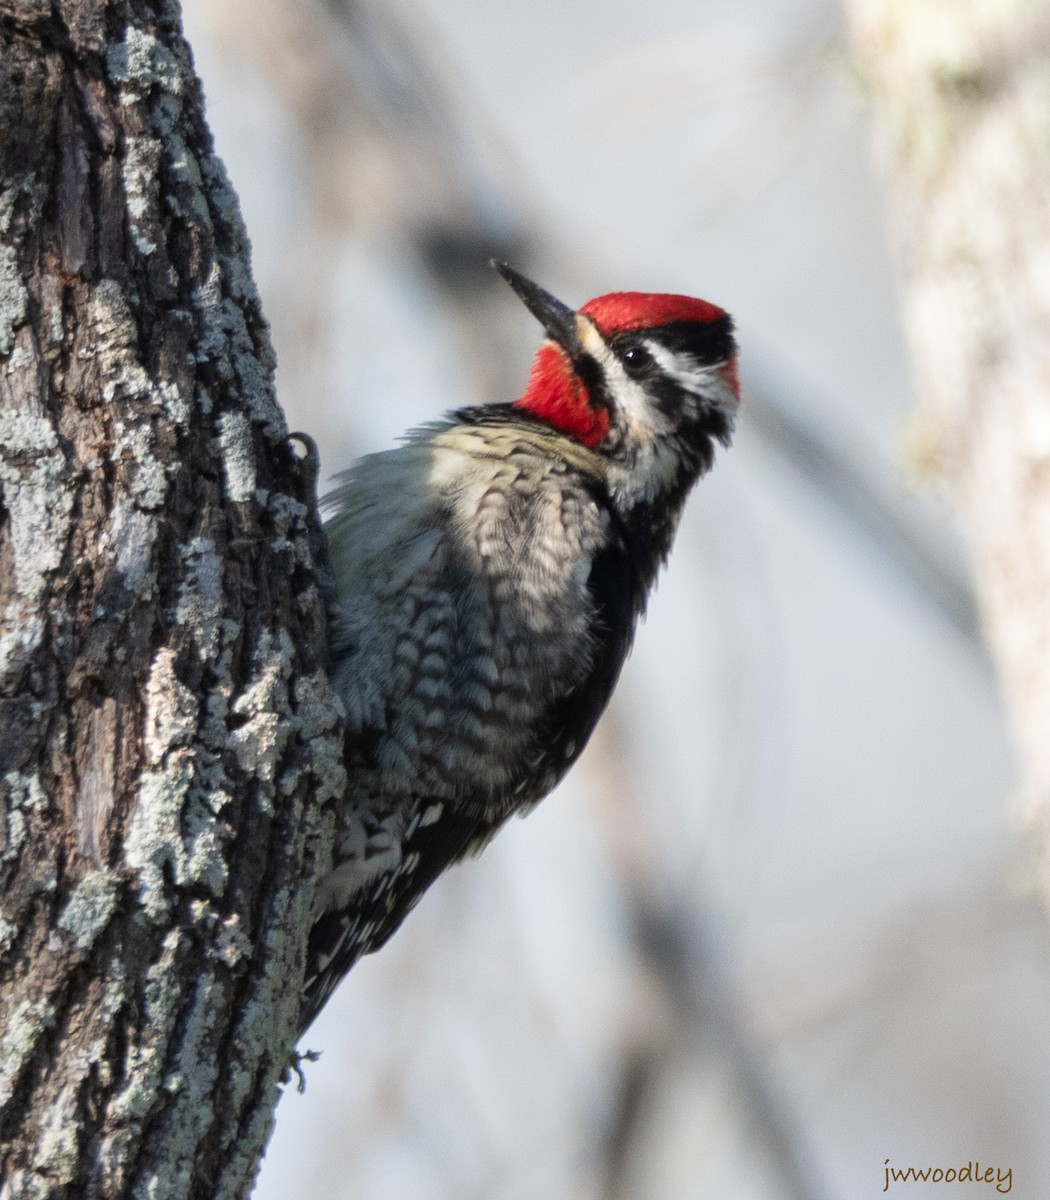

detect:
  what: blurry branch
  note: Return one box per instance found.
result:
[610,901,831,1200]
[197,0,522,275]
[191,0,529,436]
[588,716,829,1200]
[743,371,982,648]
[846,0,1050,850]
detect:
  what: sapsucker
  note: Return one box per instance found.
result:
[300,263,739,1035]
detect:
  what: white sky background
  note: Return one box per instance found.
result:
[179,0,1050,1196]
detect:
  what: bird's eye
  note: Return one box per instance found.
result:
[621,344,654,377]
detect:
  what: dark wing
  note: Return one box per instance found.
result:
[523,506,646,798]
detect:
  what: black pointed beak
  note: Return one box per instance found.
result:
[492,261,578,352]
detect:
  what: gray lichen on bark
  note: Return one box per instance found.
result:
[0,1,345,1197]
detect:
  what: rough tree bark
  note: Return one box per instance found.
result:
[0,2,344,1197]
[846,1,1050,854]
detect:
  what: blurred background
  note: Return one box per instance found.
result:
[180,0,1050,1195]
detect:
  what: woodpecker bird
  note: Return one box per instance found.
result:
[301,263,739,1035]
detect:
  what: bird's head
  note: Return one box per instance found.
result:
[495,262,739,516]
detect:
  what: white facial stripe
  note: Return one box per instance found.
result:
[576,317,672,437]
[646,341,721,401]
[593,340,681,500]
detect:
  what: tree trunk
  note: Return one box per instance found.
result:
[0,2,344,1197]
[846,1,1050,854]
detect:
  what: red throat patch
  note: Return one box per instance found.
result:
[581,291,726,333]
[513,343,610,448]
